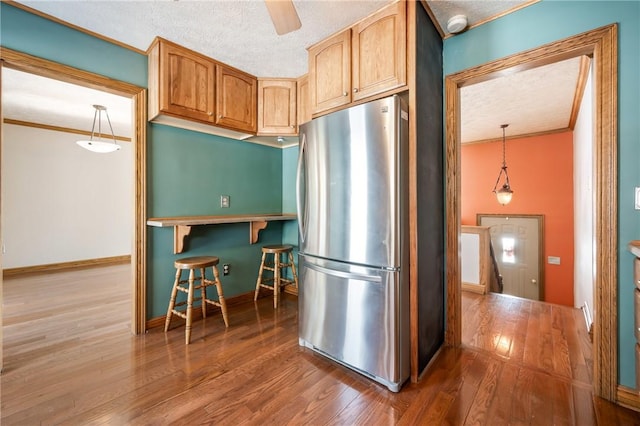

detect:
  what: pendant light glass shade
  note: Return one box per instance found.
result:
[76,105,120,153]
[492,124,513,205]
[495,185,513,205]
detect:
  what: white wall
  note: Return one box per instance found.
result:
[2,124,132,268]
[461,232,480,285]
[573,64,594,328]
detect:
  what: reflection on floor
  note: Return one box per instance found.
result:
[2,267,638,424]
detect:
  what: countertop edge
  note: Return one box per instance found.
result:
[146,213,297,227]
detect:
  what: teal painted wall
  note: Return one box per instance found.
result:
[148,125,283,318]
[0,3,146,87]
[443,0,640,388]
[1,3,286,319]
[281,146,298,245]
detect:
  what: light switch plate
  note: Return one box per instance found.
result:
[220,195,230,208]
[635,187,640,210]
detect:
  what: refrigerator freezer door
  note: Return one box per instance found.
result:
[298,95,407,268]
[298,255,410,392]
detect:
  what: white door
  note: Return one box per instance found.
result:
[479,215,542,301]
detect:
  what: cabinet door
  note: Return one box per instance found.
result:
[308,29,351,114]
[297,74,311,126]
[159,42,215,122]
[352,1,406,102]
[257,79,297,135]
[216,65,257,133]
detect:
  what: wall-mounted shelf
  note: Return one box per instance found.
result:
[147,213,296,254]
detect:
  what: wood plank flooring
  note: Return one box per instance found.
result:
[2,266,639,424]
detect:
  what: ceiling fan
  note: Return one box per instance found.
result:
[264,0,302,35]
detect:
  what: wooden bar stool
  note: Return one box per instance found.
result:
[254,244,298,309]
[164,256,229,344]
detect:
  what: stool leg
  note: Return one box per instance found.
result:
[185,268,195,344]
[289,251,298,289]
[254,252,267,301]
[274,252,280,309]
[164,268,181,332]
[212,265,229,327]
[200,267,207,319]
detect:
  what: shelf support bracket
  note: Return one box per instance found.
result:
[174,225,192,254]
[249,220,268,244]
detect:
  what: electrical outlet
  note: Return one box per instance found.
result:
[635,187,640,210]
[220,195,230,208]
[223,264,230,276]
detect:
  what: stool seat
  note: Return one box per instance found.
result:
[261,244,293,254]
[174,256,219,269]
[254,245,298,308]
[164,255,228,344]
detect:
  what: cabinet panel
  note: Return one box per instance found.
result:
[309,29,351,114]
[159,42,215,123]
[257,79,296,135]
[352,1,406,101]
[635,289,640,342]
[635,258,640,290]
[297,74,311,126]
[216,65,257,133]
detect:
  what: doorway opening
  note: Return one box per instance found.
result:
[478,214,544,301]
[0,49,147,370]
[444,24,618,400]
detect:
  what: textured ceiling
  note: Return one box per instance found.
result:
[3,0,580,145]
[2,68,133,138]
[18,0,391,78]
[461,57,584,142]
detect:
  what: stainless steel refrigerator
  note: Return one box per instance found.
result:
[296,95,409,392]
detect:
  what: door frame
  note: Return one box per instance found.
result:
[0,49,147,335]
[444,24,618,400]
[477,213,545,301]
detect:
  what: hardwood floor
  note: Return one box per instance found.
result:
[2,266,639,424]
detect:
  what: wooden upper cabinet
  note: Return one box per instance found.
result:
[149,38,215,123]
[307,1,407,116]
[308,29,352,114]
[352,1,406,101]
[148,37,257,138]
[216,65,257,133]
[257,79,297,136]
[297,74,311,126]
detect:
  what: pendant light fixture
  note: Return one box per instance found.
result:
[76,104,121,153]
[492,124,513,205]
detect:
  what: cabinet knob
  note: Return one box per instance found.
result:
[208,111,213,116]
[343,92,348,96]
[219,115,223,119]
[290,125,295,128]
[353,88,359,93]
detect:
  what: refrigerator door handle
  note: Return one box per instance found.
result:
[304,261,382,283]
[296,132,307,244]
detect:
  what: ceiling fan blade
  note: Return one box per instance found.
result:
[264,0,301,35]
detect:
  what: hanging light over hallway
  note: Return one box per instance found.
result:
[492,124,513,205]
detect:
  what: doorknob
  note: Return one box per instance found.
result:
[531,279,537,285]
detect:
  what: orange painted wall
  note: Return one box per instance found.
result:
[461,131,574,306]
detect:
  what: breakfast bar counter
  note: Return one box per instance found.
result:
[147,213,296,253]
